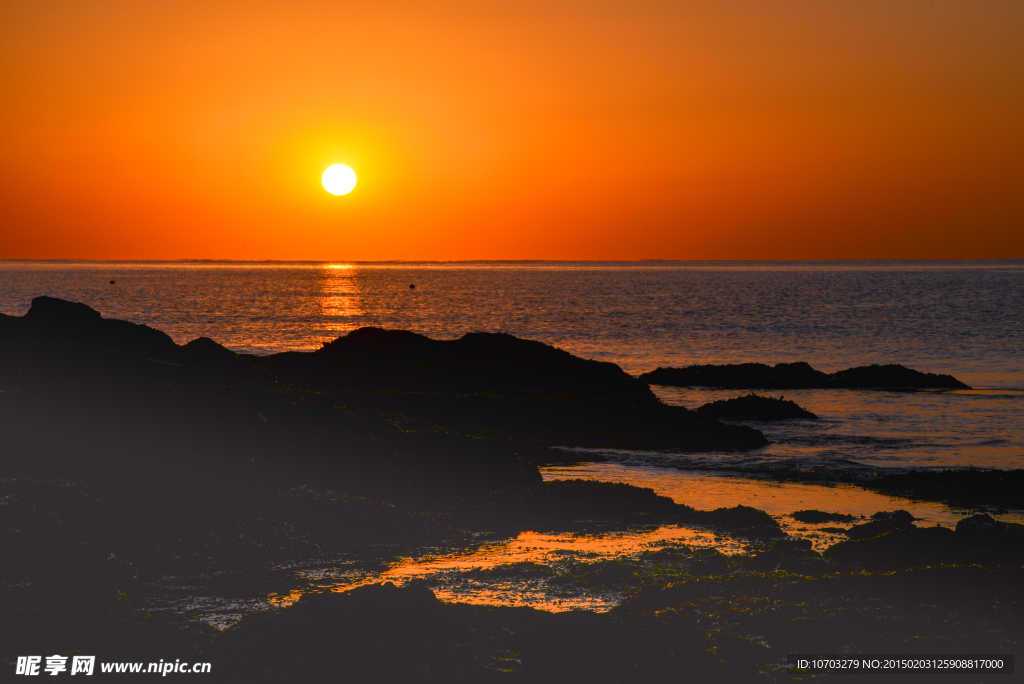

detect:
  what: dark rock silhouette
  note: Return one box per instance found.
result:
[24,295,102,324]
[213,583,455,680]
[641,361,970,390]
[1,297,766,454]
[613,560,1020,671]
[207,569,1022,680]
[844,510,916,540]
[261,326,768,452]
[829,363,970,389]
[867,468,1024,509]
[3,295,177,358]
[275,326,658,403]
[645,361,827,389]
[955,513,1024,542]
[693,504,784,540]
[823,509,1024,571]
[696,393,817,420]
[210,581,733,681]
[870,509,916,522]
[790,510,856,524]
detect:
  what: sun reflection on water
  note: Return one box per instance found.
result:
[317,263,362,325]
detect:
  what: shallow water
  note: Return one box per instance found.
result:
[541,464,1024,526]
[181,468,1015,628]
[190,465,1024,626]
[570,385,1024,476]
[264,527,749,615]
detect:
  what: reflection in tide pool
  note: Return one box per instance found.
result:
[542,464,1024,526]
[200,469,1023,629]
[256,464,1024,624]
[268,526,747,614]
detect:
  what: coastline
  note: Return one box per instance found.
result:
[2,296,1022,680]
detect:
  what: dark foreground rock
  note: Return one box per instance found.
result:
[866,468,1024,509]
[617,565,1021,683]
[824,511,1024,571]
[641,361,970,390]
[791,510,857,524]
[696,393,817,420]
[842,510,916,540]
[205,562,1023,683]
[209,582,729,682]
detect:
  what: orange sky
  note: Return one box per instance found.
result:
[2,0,1022,260]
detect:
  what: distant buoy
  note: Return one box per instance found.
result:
[409,284,415,289]
[109,280,115,285]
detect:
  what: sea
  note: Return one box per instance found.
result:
[6,260,1021,618]
[2,260,1021,474]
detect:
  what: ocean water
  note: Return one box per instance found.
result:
[2,260,1022,478]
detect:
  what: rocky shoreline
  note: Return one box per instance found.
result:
[2,297,1020,681]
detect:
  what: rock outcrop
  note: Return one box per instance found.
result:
[1,297,768,454]
[696,393,817,420]
[641,361,969,390]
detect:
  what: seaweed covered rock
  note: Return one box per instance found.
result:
[641,361,970,390]
[844,510,916,540]
[825,513,1024,571]
[825,526,955,570]
[955,514,1024,543]
[211,581,731,682]
[685,504,785,540]
[213,583,458,680]
[685,549,732,576]
[770,538,813,553]
[574,559,645,587]
[696,393,817,420]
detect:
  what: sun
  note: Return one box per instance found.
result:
[322,164,357,195]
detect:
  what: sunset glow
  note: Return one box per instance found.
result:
[1,1,1022,260]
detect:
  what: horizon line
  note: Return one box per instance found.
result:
[3,258,1023,265]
